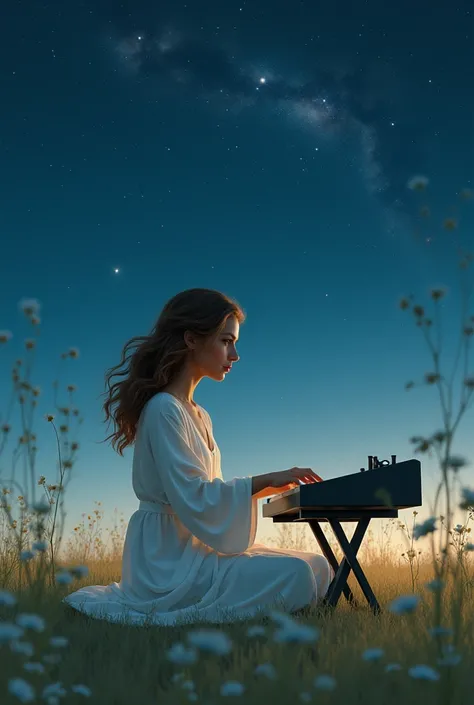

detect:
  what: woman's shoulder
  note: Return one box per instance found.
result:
[144,392,185,423]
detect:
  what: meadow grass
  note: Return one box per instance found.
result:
[1,176,474,703]
[1,518,473,705]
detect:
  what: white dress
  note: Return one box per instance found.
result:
[63,392,333,626]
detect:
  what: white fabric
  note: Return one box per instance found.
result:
[63,392,333,626]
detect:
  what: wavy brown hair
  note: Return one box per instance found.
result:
[101,288,246,456]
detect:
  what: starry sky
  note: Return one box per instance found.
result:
[0,0,473,550]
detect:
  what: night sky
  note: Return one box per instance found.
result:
[1,0,473,547]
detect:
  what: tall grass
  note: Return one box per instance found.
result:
[0,177,473,703]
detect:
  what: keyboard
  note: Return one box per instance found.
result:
[263,458,422,519]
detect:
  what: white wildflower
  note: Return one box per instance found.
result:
[362,648,384,662]
[425,578,444,592]
[42,682,67,698]
[71,684,92,697]
[413,517,437,539]
[220,680,245,696]
[16,613,46,633]
[313,675,336,691]
[20,550,36,562]
[299,693,312,703]
[171,673,185,684]
[0,589,17,606]
[32,540,48,552]
[464,542,474,552]
[388,594,421,614]
[0,622,24,643]
[55,571,74,585]
[428,626,452,638]
[385,663,402,673]
[407,175,429,191]
[408,665,440,681]
[32,497,51,515]
[180,680,195,691]
[43,653,62,665]
[166,642,198,665]
[186,629,233,655]
[246,625,266,637]
[10,640,34,657]
[49,636,69,648]
[254,663,277,680]
[460,487,474,510]
[70,565,89,579]
[0,329,13,343]
[8,677,35,703]
[23,662,45,674]
[18,298,41,316]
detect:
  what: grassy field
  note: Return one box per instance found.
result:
[1,516,473,705]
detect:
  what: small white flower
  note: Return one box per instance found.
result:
[23,662,45,674]
[428,626,452,638]
[0,589,17,606]
[180,680,195,691]
[408,665,440,681]
[220,680,245,696]
[407,175,429,191]
[166,642,198,665]
[70,565,89,579]
[425,578,444,592]
[437,651,462,667]
[0,622,24,643]
[16,613,46,633]
[170,673,185,684]
[8,677,36,703]
[362,648,384,662]
[49,636,69,648]
[19,298,41,316]
[246,625,266,637]
[313,675,336,691]
[32,497,51,515]
[42,682,67,698]
[299,693,312,703]
[454,524,463,534]
[273,624,320,644]
[32,540,48,552]
[10,640,34,657]
[459,487,474,510]
[464,542,474,552]
[254,663,277,680]
[385,663,402,673]
[186,629,233,656]
[0,329,13,343]
[20,550,36,562]
[413,517,437,539]
[71,684,92,697]
[388,594,421,614]
[43,653,62,665]
[55,571,73,585]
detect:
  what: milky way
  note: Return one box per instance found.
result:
[111,26,435,231]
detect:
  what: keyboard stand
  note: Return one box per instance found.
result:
[273,508,398,614]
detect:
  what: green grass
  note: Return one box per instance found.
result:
[2,532,473,705]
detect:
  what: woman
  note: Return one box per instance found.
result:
[64,288,333,625]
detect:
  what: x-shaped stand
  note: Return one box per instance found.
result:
[308,516,380,614]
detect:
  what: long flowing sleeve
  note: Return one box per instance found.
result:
[145,401,257,555]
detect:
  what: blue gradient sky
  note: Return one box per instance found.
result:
[0,0,473,549]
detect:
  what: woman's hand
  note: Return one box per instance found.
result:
[252,467,323,499]
[267,467,323,490]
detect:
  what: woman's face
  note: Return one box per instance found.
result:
[190,315,240,382]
